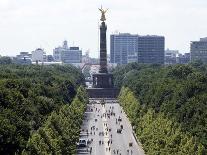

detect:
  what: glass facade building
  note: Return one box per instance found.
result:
[191,38,207,63]
[110,33,165,64]
[138,36,165,64]
[53,41,82,63]
[61,47,82,63]
[110,33,138,64]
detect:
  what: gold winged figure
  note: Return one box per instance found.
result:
[99,6,108,21]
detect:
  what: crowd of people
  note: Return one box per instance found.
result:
[79,100,135,155]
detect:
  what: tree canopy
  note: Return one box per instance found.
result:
[0,64,86,154]
[114,62,207,154]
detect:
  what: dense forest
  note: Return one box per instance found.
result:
[113,62,207,154]
[0,64,87,154]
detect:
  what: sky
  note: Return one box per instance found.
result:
[0,0,207,58]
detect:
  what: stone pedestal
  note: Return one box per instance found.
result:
[92,73,113,88]
[87,88,119,98]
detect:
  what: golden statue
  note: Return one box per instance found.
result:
[99,6,108,22]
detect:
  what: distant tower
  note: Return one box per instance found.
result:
[63,40,68,49]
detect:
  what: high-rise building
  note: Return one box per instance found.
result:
[191,38,207,63]
[53,41,82,63]
[138,35,165,64]
[110,33,138,64]
[110,33,165,64]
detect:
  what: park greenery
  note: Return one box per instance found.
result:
[0,64,87,154]
[113,62,207,154]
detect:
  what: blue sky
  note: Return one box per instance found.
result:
[0,0,207,57]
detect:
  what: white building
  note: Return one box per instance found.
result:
[82,50,90,64]
[165,49,179,65]
[53,41,68,62]
[53,40,82,63]
[32,48,46,62]
[61,47,82,63]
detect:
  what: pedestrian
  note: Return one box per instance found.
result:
[90,147,92,154]
[127,149,129,155]
[109,147,111,151]
[117,149,119,154]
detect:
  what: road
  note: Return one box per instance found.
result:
[77,99,145,155]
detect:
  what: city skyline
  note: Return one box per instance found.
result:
[0,0,207,57]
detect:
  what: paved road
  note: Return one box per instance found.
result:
[77,99,145,155]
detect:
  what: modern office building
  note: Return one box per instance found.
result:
[14,52,32,65]
[110,33,165,64]
[16,52,32,59]
[164,49,190,65]
[61,47,82,63]
[46,55,54,62]
[138,35,165,64]
[191,38,207,63]
[53,41,68,62]
[177,53,190,64]
[53,40,82,63]
[13,56,32,65]
[110,33,138,64]
[165,49,179,65]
